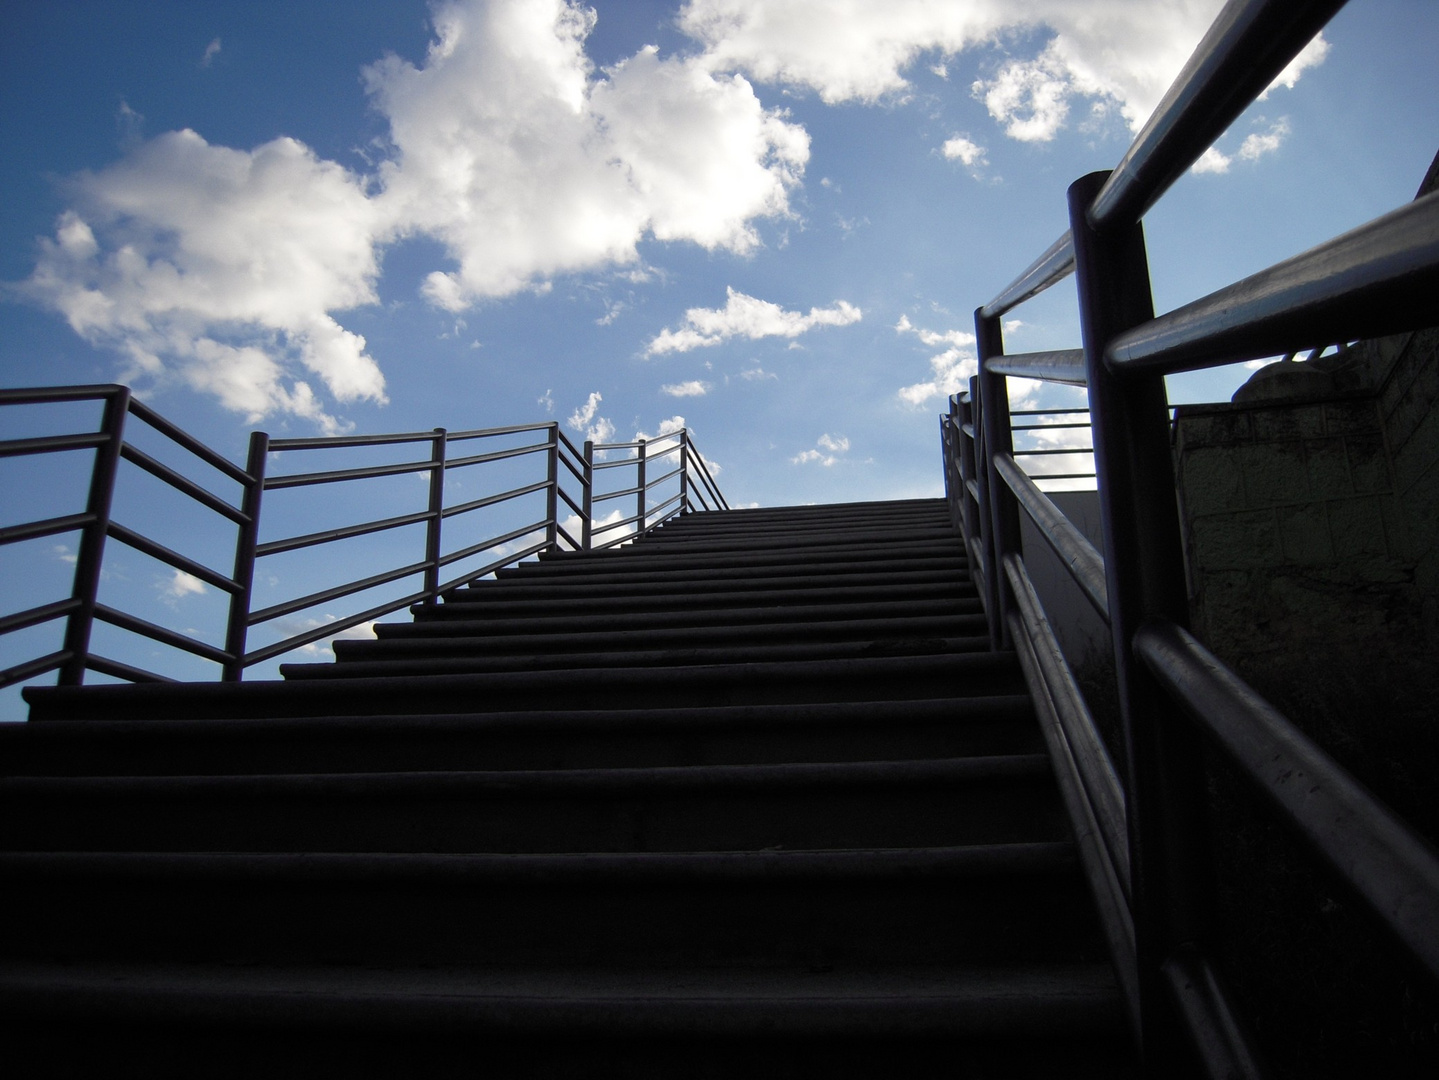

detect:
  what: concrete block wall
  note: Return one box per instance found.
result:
[1173,393,1414,661]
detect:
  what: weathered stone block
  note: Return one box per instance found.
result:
[1240,440,1309,505]
[1191,510,1280,571]
[1323,399,1381,436]
[1277,502,1334,564]
[1174,408,1252,450]
[1328,496,1391,559]
[1379,334,1439,453]
[1252,404,1326,441]
[1180,446,1246,512]
[1344,431,1393,495]
[1302,437,1353,500]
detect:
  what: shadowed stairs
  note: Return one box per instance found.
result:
[0,498,1136,1076]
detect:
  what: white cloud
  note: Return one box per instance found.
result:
[637,415,687,441]
[1262,33,1329,97]
[20,131,386,432]
[368,0,808,308]
[682,1,1327,140]
[941,134,988,168]
[1192,117,1291,175]
[566,390,615,444]
[538,388,554,413]
[20,0,809,429]
[647,286,861,354]
[661,380,712,397]
[277,615,378,659]
[791,432,848,467]
[896,315,978,406]
[201,38,222,68]
[740,366,778,381]
[160,569,207,603]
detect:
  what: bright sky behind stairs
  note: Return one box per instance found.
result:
[3,0,1437,509]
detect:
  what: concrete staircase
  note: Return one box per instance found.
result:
[0,498,1135,1076]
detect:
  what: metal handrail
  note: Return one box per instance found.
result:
[1,396,726,695]
[949,0,1439,1074]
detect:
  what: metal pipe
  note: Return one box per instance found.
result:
[582,441,594,549]
[1160,944,1273,1080]
[60,387,128,685]
[1137,619,1439,984]
[1106,191,1439,374]
[545,424,559,552]
[985,348,1088,386]
[636,438,647,534]
[975,311,1023,649]
[1089,0,1347,230]
[424,429,447,601]
[224,431,267,681]
[982,231,1075,319]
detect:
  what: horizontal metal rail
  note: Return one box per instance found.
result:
[993,453,1109,621]
[248,559,432,626]
[437,519,550,570]
[106,522,242,595]
[644,464,682,492]
[0,512,96,546]
[256,508,438,558]
[0,599,81,637]
[437,540,549,594]
[242,589,429,666]
[263,457,437,490]
[982,231,1075,319]
[985,349,1088,386]
[591,431,683,453]
[1136,620,1439,982]
[93,603,234,665]
[0,650,73,691]
[1089,0,1347,231]
[85,653,175,684]
[267,430,442,451]
[119,443,248,524]
[0,384,122,406]
[1107,192,1439,374]
[126,397,254,485]
[442,479,552,519]
[446,440,549,471]
[446,421,556,442]
[0,432,109,458]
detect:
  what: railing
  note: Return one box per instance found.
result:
[1,392,724,697]
[942,0,1439,1075]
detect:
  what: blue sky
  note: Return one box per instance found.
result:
[2,0,1436,707]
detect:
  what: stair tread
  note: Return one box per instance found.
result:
[0,957,1126,1036]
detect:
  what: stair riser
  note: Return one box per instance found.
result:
[525,541,964,574]
[1,772,1065,853]
[355,615,988,657]
[0,865,1101,968]
[0,699,1039,776]
[472,568,970,599]
[305,637,991,678]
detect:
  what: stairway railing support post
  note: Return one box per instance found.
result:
[223,430,268,682]
[423,428,447,602]
[636,437,647,539]
[545,423,559,552]
[1069,170,1210,1071]
[679,431,690,514]
[582,440,594,550]
[975,310,1023,650]
[60,386,129,686]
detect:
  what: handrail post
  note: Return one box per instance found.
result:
[967,374,1000,648]
[636,437,647,537]
[679,431,690,514]
[975,310,1023,649]
[582,440,594,550]
[423,428,447,601]
[1069,169,1209,1070]
[60,387,129,685]
[222,430,268,682]
[956,393,982,551]
[545,423,559,551]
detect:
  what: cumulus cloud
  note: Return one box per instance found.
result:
[647,286,861,354]
[19,0,809,429]
[792,432,848,467]
[896,315,978,406]
[661,380,712,397]
[566,390,615,444]
[682,0,1327,139]
[160,569,207,603]
[367,0,808,308]
[941,134,988,169]
[1192,117,1291,175]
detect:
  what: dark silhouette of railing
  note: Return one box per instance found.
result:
[942,0,1439,1075]
[0,386,725,691]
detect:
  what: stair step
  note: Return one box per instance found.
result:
[403,598,981,633]
[0,844,1098,968]
[0,960,1133,1080]
[470,565,969,598]
[24,653,1029,721]
[0,696,1039,776]
[360,613,984,655]
[1,755,1064,853]
[525,538,964,573]
[304,635,990,678]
